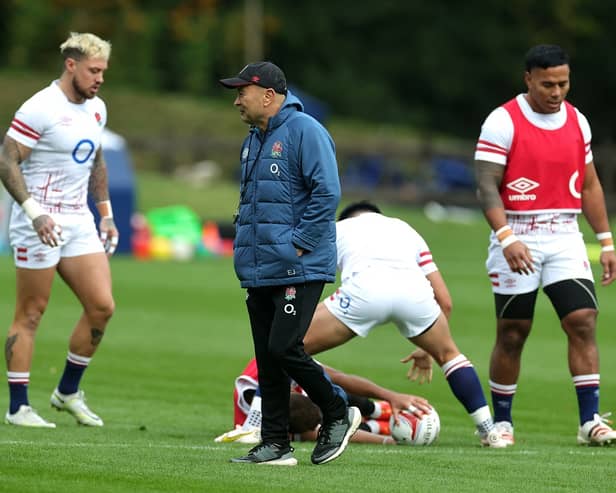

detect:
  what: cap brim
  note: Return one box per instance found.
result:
[219,77,252,88]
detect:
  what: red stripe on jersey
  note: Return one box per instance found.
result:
[477,139,507,152]
[17,247,27,253]
[11,122,40,141]
[13,118,41,136]
[418,259,433,267]
[476,146,508,157]
[419,251,431,257]
[17,256,27,261]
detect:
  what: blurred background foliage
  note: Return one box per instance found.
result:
[1,0,616,217]
[1,0,615,141]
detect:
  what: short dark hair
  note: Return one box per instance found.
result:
[288,393,322,433]
[525,44,570,72]
[337,200,382,221]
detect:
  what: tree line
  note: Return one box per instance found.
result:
[1,0,615,142]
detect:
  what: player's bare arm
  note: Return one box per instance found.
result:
[88,148,110,203]
[0,135,32,204]
[581,162,616,285]
[474,160,505,213]
[89,148,119,255]
[476,159,534,274]
[0,135,62,246]
[323,364,431,417]
[425,271,452,319]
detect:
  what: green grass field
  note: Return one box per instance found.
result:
[1,208,616,492]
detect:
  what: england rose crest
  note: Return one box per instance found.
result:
[284,286,296,301]
[271,141,283,158]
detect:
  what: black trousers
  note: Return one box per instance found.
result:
[246,281,346,445]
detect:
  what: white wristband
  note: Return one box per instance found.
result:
[495,225,512,237]
[21,197,45,221]
[601,245,615,252]
[97,200,113,219]
[596,232,613,241]
[500,234,519,249]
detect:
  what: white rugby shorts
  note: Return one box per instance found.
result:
[323,269,441,339]
[486,231,594,294]
[9,209,104,269]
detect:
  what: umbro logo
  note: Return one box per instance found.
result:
[506,177,539,194]
[506,177,539,201]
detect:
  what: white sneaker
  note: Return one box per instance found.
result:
[577,413,616,446]
[5,405,56,428]
[236,427,261,444]
[50,389,103,427]
[479,429,509,448]
[494,421,515,445]
[215,425,261,444]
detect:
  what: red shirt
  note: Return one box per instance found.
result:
[500,98,586,213]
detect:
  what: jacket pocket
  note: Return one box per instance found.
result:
[257,232,304,280]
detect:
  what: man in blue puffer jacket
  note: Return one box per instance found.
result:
[219,61,360,466]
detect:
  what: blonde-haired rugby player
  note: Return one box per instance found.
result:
[0,32,117,428]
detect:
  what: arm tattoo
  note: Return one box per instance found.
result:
[0,137,31,204]
[90,328,104,346]
[475,160,505,210]
[5,334,17,366]
[88,149,110,203]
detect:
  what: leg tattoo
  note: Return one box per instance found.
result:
[90,328,104,347]
[5,334,17,366]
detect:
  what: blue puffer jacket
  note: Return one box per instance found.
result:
[233,90,341,288]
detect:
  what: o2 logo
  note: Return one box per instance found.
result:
[72,139,95,164]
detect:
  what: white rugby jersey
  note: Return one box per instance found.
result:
[7,81,107,216]
[335,212,438,282]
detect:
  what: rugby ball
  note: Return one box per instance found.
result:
[389,407,440,446]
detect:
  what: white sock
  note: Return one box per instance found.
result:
[243,396,262,429]
[470,405,494,435]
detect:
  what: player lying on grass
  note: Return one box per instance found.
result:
[214,357,430,445]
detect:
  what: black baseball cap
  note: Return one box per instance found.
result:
[219,61,287,95]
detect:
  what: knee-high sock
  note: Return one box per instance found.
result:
[573,374,600,425]
[8,372,29,414]
[489,380,517,424]
[58,352,91,395]
[442,354,487,413]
